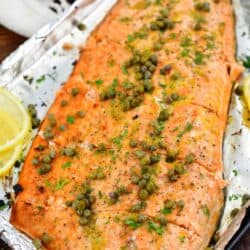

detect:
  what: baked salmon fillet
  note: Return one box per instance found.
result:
[11,0,243,249]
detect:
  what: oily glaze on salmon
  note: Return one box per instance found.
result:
[11,0,243,249]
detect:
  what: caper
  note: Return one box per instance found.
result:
[146,181,156,194]
[149,145,157,152]
[135,150,146,159]
[139,189,149,200]
[165,20,175,29]
[185,153,195,164]
[130,203,144,213]
[150,154,161,164]
[155,215,167,226]
[160,64,172,75]
[59,124,66,131]
[144,71,152,80]
[60,99,68,107]
[63,147,76,157]
[131,175,140,184]
[235,85,243,96]
[79,217,89,226]
[32,117,41,129]
[167,168,178,182]
[96,143,106,153]
[76,110,86,118]
[41,233,52,245]
[194,23,202,31]
[160,9,169,17]
[65,201,72,207]
[150,22,159,30]
[143,80,154,92]
[43,155,51,164]
[32,157,39,166]
[153,42,163,51]
[138,179,147,189]
[194,2,210,12]
[43,128,54,140]
[135,73,143,81]
[137,214,147,223]
[140,157,150,166]
[48,114,57,127]
[166,149,179,162]
[84,209,92,218]
[141,65,148,73]
[158,109,170,122]
[158,141,167,149]
[175,164,185,175]
[71,87,80,96]
[38,164,51,175]
[142,173,151,180]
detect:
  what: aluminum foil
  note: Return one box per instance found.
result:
[0,0,250,248]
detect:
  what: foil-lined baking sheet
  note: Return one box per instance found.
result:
[0,0,250,248]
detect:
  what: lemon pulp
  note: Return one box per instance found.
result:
[0,87,31,152]
[0,87,31,176]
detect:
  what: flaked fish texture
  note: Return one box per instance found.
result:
[11,0,243,249]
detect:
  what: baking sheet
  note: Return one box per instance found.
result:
[0,0,250,248]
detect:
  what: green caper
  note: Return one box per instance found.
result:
[131,175,140,184]
[193,22,202,31]
[130,202,145,213]
[153,42,163,51]
[65,201,72,207]
[150,54,158,65]
[42,155,52,164]
[235,85,243,96]
[142,173,151,180]
[135,150,146,159]
[175,164,185,175]
[48,114,57,127]
[150,154,161,164]
[60,99,68,107]
[31,117,41,129]
[96,143,106,153]
[76,110,86,118]
[143,80,154,92]
[158,141,167,149]
[41,233,52,245]
[138,179,147,189]
[155,215,167,226]
[71,87,80,96]
[38,164,51,175]
[129,140,138,148]
[160,64,172,75]
[158,109,170,122]
[144,71,152,80]
[150,22,159,30]
[32,157,39,166]
[194,2,210,12]
[63,147,77,157]
[185,153,195,164]
[43,127,54,140]
[79,217,89,226]
[140,157,151,166]
[166,149,179,163]
[146,180,156,194]
[59,124,66,131]
[139,189,149,200]
[137,214,147,223]
[167,168,178,182]
[84,209,92,218]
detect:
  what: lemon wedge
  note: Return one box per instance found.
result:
[0,145,22,176]
[0,87,31,152]
[243,75,250,111]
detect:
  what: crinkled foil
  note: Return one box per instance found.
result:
[0,0,250,248]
